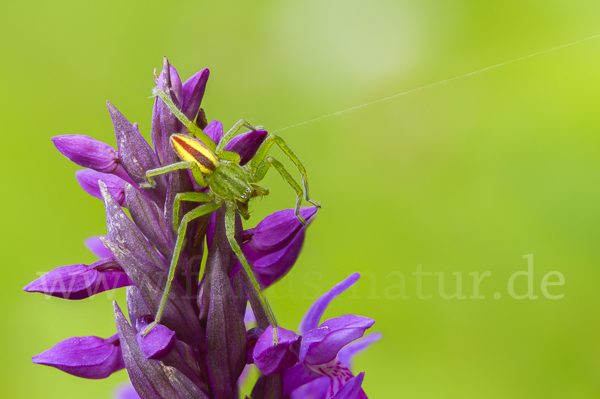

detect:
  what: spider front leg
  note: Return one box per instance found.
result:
[143,200,222,336]
[140,161,208,189]
[249,134,321,209]
[253,156,307,224]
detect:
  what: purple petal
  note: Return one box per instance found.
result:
[251,375,283,399]
[251,225,308,289]
[204,120,223,145]
[52,134,119,173]
[85,235,113,258]
[330,372,365,399]
[181,68,209,120]
[108,101,167,205]
[103,239,204,350]
[32,333,124,379]
[23,258,132,300]
[152,59,183,166]
[161,61,183,103]
[289,376,329,399]
[337,332,382,369]
[300,315,375,366]
[76,170,127,207]
[245,327,263,364]
[100,181,166,270]
[162,340,209,393]
[113,301,209,399]
[127,286,152,327]
[299,273,361,334]
[135,322,176,360]
[223,130,268,166]
[253,326,299,375]
[250,207,317,253]
[206,246,246,399]
[114,383,141,399]
[283,363,323,396]
[244,304,257,327]
[125,184,173,259]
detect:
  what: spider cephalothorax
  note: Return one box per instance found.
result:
[140,88,320,337]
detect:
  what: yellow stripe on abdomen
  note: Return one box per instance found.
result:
[171,134,218,175]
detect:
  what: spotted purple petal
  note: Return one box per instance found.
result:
[23,258,132,300]
[76,169,127,207]
[253,326,299,375]
[299,273,360,334]
[330,372,365,399]
[32,333,124,379]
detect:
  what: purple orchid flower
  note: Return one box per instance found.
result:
[251,273,380,399]
[25,59,355,399]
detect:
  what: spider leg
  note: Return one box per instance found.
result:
[154,88,217,152]
[249,134,321,209]
[143,200,222,336]
[224,201,279,342]
[140,161,208,189]
[216,119,263,154]
[253,156,307,224]
[173,191,214,231]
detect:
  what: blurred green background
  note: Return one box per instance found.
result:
[2,0,600,397]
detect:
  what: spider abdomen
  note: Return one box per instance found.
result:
[171,134,217,175]
[209,162,253,202]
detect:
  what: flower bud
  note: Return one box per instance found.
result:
[135,319,176,360]
[224,129,268,165]
[253,326,299,375]
[182,68,209,121]
[76,170,127,207]
[249,207,317,253]
[204,120,223,144]
[32,333,125,379]
[52,134,119,173]
[23,258,132,300]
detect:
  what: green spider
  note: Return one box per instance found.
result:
[140,88,320,335]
